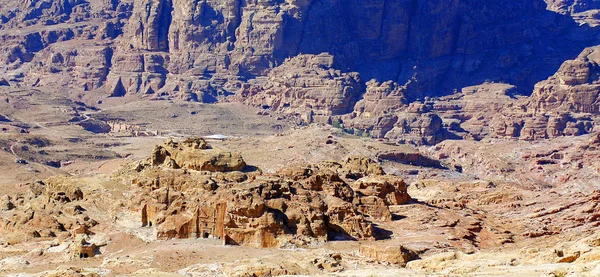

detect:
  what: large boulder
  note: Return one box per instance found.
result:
[359,242,419,266]
[143,138,246,172]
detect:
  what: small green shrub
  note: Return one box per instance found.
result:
[332,119,342,129]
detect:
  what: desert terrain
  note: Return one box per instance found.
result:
[1,0,600,276]
[1,84,600,276]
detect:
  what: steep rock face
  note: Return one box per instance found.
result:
[2,0,597,102]
[240,53,362,123]
[344,78,598,143]
[122,0,172,52]
[0,0,129,88]
[530,46,600,114]
[106,0,298,100]
[111,0,595,99]
[481,45,600,141]
[25,44,113,90]
[546,0,600,25]
[2,0,600,144]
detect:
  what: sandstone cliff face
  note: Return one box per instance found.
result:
[117,0,594,100]
[473,45,600,141]
[239,53,363,122]
[124,138,410,247]
[340,80,409,138]
[0,0,123,29]
[546,0,600,25]
[415,82,599,142]
[530,46,600,114]
[334,77,598,144]
[2,0,597,100]
[2,0,600,145]
[0,0,128,89]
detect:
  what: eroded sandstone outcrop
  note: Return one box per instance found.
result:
[359,242,418,266]
[239,53,362,124]
[530,46,600,115]
[0,0,599,148]
[121,138,410,247]
[340,80,408,138]
[136,137,246,172]
[546,0,600,26]
[0,176,97,243]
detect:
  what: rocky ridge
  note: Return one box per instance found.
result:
[3,125,600,275]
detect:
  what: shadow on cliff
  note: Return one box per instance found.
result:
[325,223,393,241]
[282,0,600,100]
[372,223,393,240]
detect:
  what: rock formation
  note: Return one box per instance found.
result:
[530,46,600,114]
[0,177,97,243]
[121,138,410,247]
[1,0,600,146]
[359,242,418,266]
[1,0,597,103]
[338,77,597,144]
[6,2,600,275]
[546,0,600,25]
[69,234,99,259]
[137,137,246,172]
[340,80,408,138]
[342,101,450,145]
[239,53,362,124]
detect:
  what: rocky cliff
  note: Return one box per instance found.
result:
[1,0,597,96]
[2,0,600,144]
[546,0,600,25]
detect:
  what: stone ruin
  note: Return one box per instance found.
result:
[107,120,159,137]
[142,202,227,240]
